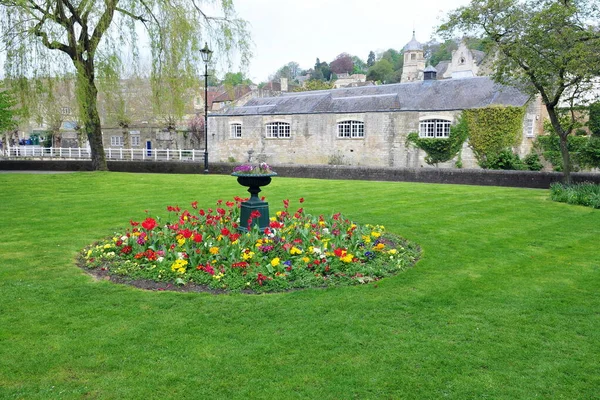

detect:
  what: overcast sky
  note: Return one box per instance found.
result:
[230,0,473,83]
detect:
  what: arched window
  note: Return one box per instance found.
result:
[265,122,291,138]
[230,123,242,138]
[419,119,451,138]
[337,121,364,138]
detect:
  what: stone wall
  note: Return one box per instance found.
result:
[2,159,599,189]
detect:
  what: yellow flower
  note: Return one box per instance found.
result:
[209,246,219,255]
[319,221,326,227]
[341,253,354,263]
[290,246,302,255]
[103,244,112,249]
[271,257,280,267]
[302,257,310,263]
[276,211,282,217]
[242,250,255,260]
[375,243,385,250]
[170,259,188,274]
[388,249,398,255]
[177,237,186,247]
[371,231,381,238]
[362,235,372,243]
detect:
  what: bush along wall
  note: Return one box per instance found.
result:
[406,116,468,167]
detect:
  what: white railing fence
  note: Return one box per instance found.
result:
[0,146,206,162]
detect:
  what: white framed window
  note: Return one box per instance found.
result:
[230,123,242,139]
[419,119,451,138]
[130,131,140,147]
[337,120,365,138]
[265,122,291,138]
[110,136,124,147]
[525,116,535,138]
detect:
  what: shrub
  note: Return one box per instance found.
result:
[484,149,526,170]
[523,153,544,171]
[550,182,600,209]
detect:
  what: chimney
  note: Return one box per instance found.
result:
[280,77,288,92]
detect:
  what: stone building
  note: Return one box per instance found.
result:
[401,31,426,83]
[210,76,543,169]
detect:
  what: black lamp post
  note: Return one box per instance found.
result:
[200,42,213,173]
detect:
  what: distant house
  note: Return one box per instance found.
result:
[210,76,543,169]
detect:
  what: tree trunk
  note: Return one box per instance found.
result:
[546,105,572,184]
[76,62,107,171]
[558,133,572,184]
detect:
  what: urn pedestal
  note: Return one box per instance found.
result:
[232,173,277,232]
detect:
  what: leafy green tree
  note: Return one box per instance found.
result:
[367,59,395,84]
[424,39,458,68]
[0,0,251,170]
[439,0,600,183]
[222,72,252,87]
[352,56,367,74]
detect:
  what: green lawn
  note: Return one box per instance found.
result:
[1,172,598,399]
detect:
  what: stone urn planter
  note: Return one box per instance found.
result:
[232,171,277,232]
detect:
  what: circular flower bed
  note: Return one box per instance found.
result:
[80,198,420,293]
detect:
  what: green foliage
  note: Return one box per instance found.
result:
[580,136,600,169]
[523,152,543,171]
[424,39,458,68]
[0,89,18,133]
[294,79,334,92]
[550,182,600,209]
[536,134,589,171]
[484,149,526,170]
[221,72,252,87]
[366,59,395,83]
[463,106,525,167]
[406,116,468,166]
[481,149,543,171]
[589,102,600,137]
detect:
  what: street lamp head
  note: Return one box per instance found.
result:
[200,42,213,64]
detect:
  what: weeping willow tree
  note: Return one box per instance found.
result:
[0,1,251,170]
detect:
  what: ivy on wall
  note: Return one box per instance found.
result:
[463,106,525,166]
[406,116,468,166]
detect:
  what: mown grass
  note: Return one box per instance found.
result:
[0,171,598,399]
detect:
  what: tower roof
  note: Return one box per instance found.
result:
[404,30,423,51]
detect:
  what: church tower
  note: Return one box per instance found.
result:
[401,31,425,83]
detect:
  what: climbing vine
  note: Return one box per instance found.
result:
[406,116,468,166]
[463,106,525,166]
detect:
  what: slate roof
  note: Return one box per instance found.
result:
[214,77,530,116]
[404,31,423,51]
